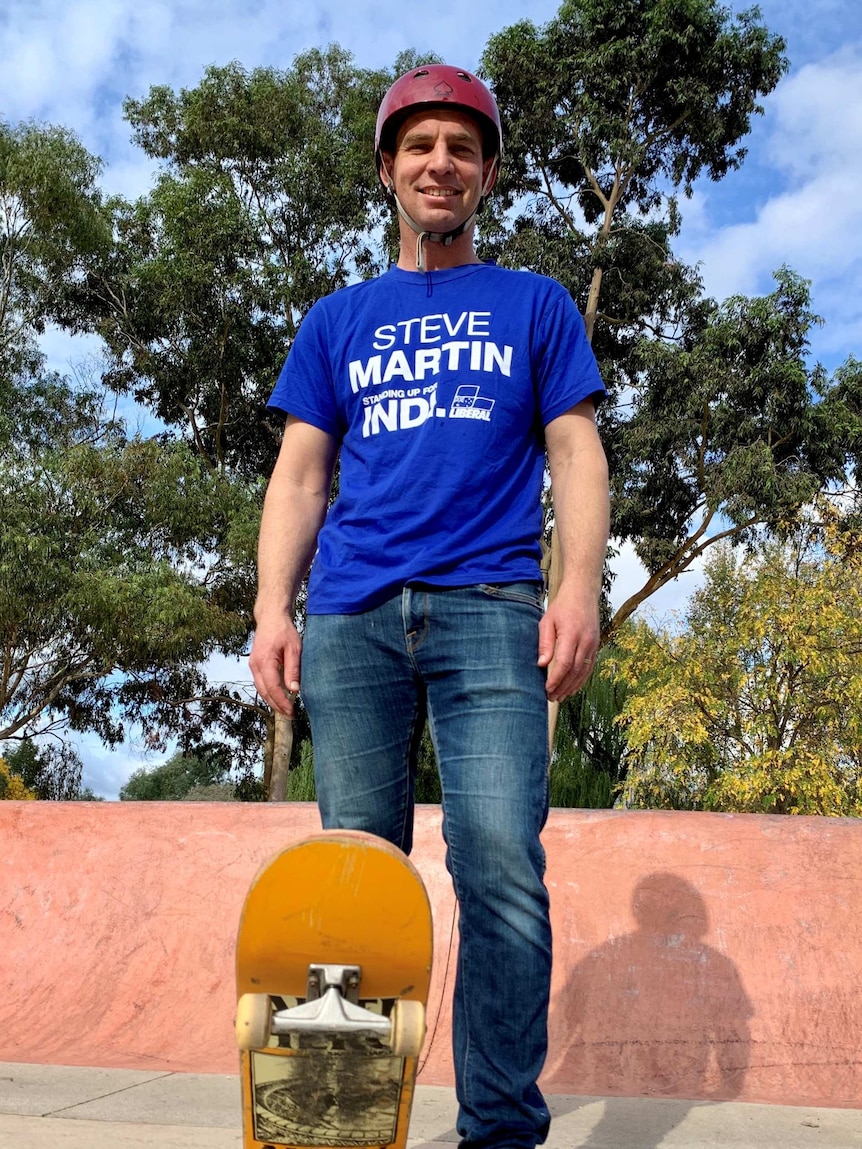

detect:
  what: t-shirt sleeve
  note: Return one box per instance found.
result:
[267,302,343,437]
[535,289,606,425]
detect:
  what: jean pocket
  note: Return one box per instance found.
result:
[477,582,545,610]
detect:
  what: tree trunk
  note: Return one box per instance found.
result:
[268,712,294,801]
[583,264,603,344]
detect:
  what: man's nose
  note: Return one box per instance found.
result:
[427,142,455,173]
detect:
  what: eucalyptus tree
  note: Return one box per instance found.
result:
[1,124,257,767]
[482,2,862,620]
[0,376,253,754]
[481,0,789,748]
[1,118,110,421]
[609,269,862,631]
[482,0,787,344]
[70,46,389,479]
[52,49,401,791]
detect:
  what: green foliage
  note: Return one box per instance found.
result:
[550,755,615,808]
[0,757,36,800]
[1,738,90,800]
[120,749,230,800]
[477,1,856,637]
[0,375,254,748]
[234,769,267,802]
[550,647,628,806]
[0,113,264,764]
[0,120,111,452]
[285,740,318,802]
[70,48,391,480]
[610,512,862,815]
[485,0,786,209]
[414,732,442,804]
[482,0,786,340]
[0,119,110,344]
[607,270,862,609]
[182,783,239,801]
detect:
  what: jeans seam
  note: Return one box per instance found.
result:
[427,698,474,1116]
[399,689,424,853]
[477,583,544,610]
[403,587,431,656]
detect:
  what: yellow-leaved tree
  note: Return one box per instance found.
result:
[0,758,37,801]
[610,509,862,815]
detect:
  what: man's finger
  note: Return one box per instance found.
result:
[544,642,576,697]
[536,613,557,668]
[552,649,598,700]
[252,656,298,717]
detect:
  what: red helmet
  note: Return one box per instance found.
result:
[374,64,502,175]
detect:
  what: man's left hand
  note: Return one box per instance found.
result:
[537,591,600,700]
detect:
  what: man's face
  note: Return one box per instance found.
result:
[381,109,496,234]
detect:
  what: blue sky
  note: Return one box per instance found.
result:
[2,0,860,796]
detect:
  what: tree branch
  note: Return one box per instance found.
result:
[605,509,763,640]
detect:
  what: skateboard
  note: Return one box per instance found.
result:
[235,830,434,1149]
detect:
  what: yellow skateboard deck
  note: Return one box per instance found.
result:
[235,830,433,1149]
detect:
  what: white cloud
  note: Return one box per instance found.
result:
[767,47,862,174]
[749,0,862,68]
[75,728,168,799]
[689,170,862,300]
[676,44,862,369]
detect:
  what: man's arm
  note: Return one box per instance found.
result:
[539,398,610,701]
[249,415,338,716]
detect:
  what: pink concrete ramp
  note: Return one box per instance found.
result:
[541,810,862,1108]
[1,804,861,1108]
[0,804,456,1083]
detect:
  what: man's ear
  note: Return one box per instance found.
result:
[481,156,499,196]
[379,153,395,192]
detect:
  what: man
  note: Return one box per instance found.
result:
[250,64,609,1149]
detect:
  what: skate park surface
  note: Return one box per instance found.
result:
[2,1061,861,1148]
[2,802,861,1146]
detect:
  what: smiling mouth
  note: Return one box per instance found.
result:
[420,187,461,198]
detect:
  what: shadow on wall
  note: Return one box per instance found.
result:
[549,872,753,1147]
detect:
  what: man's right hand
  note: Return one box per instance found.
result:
[249,614,303,718]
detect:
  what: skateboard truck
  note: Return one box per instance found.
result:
[305,963,361,1004]
[272,964,391,1039]
[236,963,426,1056]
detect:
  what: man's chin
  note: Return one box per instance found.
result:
[412,201,472,233]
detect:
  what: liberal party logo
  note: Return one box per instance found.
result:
[449,385,495,422]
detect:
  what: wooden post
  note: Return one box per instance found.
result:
[267,712,294,801]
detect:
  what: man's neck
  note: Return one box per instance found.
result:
[395,225,482,273]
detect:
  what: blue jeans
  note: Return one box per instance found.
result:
[301,584,552,1149]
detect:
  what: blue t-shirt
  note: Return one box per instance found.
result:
[268,262,605,613]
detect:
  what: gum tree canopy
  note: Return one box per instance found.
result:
[482,0,860,637]
[0,120,254,768]
[70,46,390,481]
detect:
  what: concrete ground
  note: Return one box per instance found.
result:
[1,1063,860,1149]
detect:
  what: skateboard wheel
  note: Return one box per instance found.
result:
[389,999,426,1057]
[235,993,272,1051]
